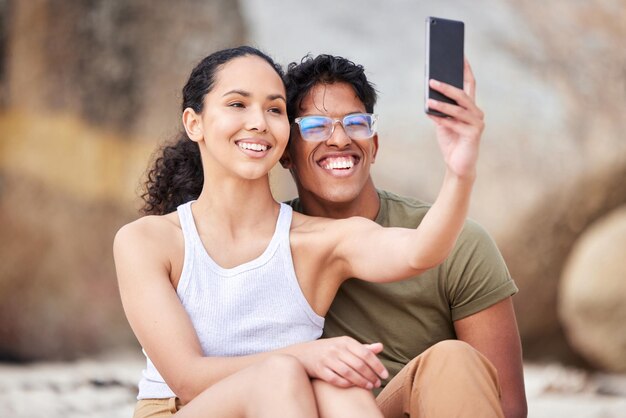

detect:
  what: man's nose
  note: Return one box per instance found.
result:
[325,121,351,148]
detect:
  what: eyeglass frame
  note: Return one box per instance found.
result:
[292,113,379,142]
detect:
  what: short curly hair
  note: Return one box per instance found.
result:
[283,54,378,124]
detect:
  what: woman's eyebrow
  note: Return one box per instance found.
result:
[223,89,250,97]
[223,90,286,102]
[268,94,286,102]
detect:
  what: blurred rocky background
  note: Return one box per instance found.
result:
[0,0,625,415]
[0,0,246,361]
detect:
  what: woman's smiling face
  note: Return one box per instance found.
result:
[187,54,289,181]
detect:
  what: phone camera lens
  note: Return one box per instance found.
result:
[432,20,437,25]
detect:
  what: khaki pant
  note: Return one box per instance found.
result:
[376,340,504,418]
[134,397,182,417]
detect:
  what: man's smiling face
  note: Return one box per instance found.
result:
[282,82,378,208]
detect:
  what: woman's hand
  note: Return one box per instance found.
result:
[427,58,484,180]
[293,337,388,390]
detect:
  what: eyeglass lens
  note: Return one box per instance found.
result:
[297,114,376,141]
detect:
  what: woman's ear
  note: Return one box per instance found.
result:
[182,108,203,142]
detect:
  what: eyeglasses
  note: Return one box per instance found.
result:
[293,113,378,142]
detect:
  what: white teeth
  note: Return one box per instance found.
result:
[238,142,268,152]
[322,157,354,170]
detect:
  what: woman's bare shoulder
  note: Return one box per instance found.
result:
[291,211,376,233]
[290,211,337,235]
[289,212,378,250]
[114,212,182,255]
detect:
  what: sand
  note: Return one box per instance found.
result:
[1,351,625,417]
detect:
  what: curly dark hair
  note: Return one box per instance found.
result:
[283,54,378,125]
[141,46,284,215]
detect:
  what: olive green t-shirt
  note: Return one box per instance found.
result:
[287,190,518,388]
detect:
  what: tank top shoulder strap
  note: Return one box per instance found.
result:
[176,200,199,246]
[275,203,293,242]
[175,200,199,297]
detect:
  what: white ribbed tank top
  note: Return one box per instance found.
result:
[137,201,325,399]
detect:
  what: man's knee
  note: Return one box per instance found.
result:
[423,339,478,362]
[421,340,500,389]
[405,340,495,383]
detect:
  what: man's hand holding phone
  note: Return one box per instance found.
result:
[424,17,484,179]
[429,59,484,180]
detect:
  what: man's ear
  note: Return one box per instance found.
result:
[370,134,379,164]
[182,108,203,142]
[279,147,293,169]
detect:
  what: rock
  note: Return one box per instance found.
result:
[0,173,137,361]
[499,162,626,364]
[4,0,246,139]
[558,206,626,372]
[0,0,246,361]
[0,0,8,106]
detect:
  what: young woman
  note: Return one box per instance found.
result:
[114,46,480,417]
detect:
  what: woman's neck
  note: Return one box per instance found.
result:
[193,174,279,231]
[192,142,282,234]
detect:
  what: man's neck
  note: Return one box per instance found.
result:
[298,181,381,221]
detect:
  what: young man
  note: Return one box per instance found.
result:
[281,55,527,418]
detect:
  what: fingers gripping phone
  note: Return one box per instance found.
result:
[424,17,464,117]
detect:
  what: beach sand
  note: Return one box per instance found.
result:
[2,351,625,417]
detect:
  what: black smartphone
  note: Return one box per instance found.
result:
[424,16,464,117]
